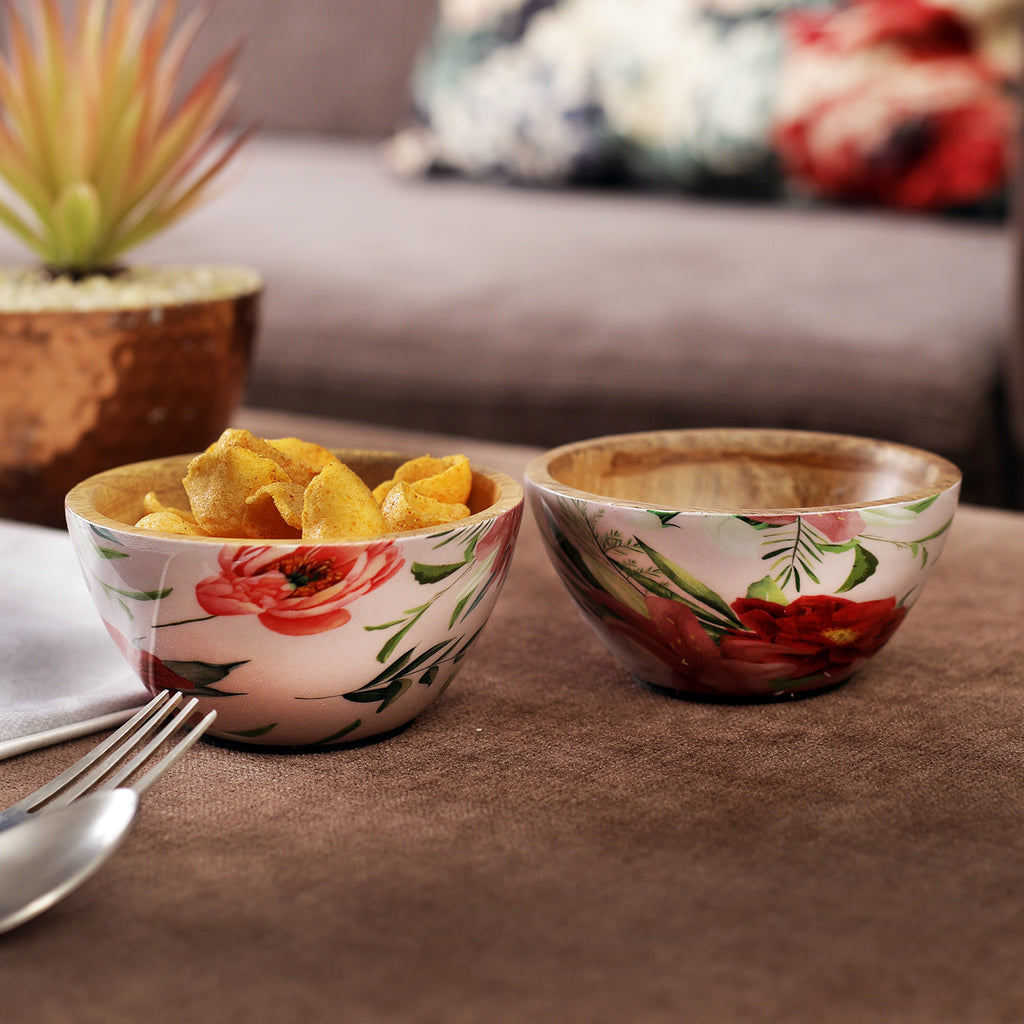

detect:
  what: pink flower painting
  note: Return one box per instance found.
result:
[195,542,404,636]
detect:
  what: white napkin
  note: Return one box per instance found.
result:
[0,518,149,760]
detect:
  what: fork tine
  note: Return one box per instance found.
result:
[17,691,177,814]
[129,708,217,796]
[98,697,200,792]
[38,691,187,812]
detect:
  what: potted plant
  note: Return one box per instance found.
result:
[0,0,261,527]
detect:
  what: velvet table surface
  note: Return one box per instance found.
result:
[2,410,1023,1024]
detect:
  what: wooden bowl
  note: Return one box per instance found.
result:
[65,450,524,748]
[525,429,961,701]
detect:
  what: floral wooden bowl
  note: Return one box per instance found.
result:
[525,428,961,701]
[66,451,523,747]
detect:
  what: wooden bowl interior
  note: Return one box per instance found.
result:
[545,431,960,511]
[71,450,503,531]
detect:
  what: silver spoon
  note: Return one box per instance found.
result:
[0,789,138,935]
[0,696,217,934]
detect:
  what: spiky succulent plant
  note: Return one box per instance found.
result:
[0,0,249,275]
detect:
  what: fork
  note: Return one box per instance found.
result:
[0,690,216,834]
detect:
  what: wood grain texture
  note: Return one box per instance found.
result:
[537,428,962,512]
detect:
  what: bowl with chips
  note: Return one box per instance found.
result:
[65,430,524,748]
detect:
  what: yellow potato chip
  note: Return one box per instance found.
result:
[372,454,472,506]
[244,481,306,538]
[141,490,196,524]
[215,428,316,486]
[268,437,339,477]
[393,455,450,484]
[379,482,471,532]
[301,461,388,540]
[411,454,472,505]
[141,429,475,540]
[212,428,279,458]
[135,511,208,536]
[371,479,395,504]
[184,444,289,537]
[372,455,440,501]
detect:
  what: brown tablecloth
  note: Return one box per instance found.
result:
[3,411,1024,1024]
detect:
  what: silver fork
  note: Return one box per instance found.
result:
[0,690,216,834]
[0,691,216,934]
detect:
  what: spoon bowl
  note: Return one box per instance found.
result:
[0,789,138,935]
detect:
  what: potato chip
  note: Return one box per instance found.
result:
[216,428,316,486]
[379,481,470,532]
[268,437,339,477]
[301,460,388,540]
[412,454,472,505]
[244,481,306,538]
[372,454,472,507]
[373,455,440,501]
[142,490,197,523]
[135,510,208,536]
[184,444,290,536]
[371,479,396,504]
[394,455,450,484]
[135,428,476,541]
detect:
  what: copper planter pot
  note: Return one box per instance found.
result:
[0,283,261,528]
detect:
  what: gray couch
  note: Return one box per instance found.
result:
[12,1,1020,505]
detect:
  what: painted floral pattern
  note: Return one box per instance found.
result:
[746,511,863,543]
[530,491,955,697]
[194,542,404,636]
[720,594,907,680]
[69,503,523,746]
[104,622,249,698]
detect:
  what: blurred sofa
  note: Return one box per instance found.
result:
[16,1,1022,505]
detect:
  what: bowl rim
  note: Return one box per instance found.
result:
[524,427,962,515]
[65,447,524,544]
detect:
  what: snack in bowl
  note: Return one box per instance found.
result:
[525,428,961,701]
[135,428,473,540]
[65,446,523,748]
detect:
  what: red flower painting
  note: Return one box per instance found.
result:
[104,621,199,693]
[531,482,955,698]
[591,589,906,693]
[719,594,907,682]
[195,542,404,636]
[598,592,791,695]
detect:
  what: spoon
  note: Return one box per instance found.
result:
[0,789,139,935]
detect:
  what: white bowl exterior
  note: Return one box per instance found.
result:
[526,477,960,698]
[67,504,523,746]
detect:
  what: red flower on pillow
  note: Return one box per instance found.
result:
[195,542,404,636]
[773,0,1013,210]
[791,0,972,57]
[719,594,907,681]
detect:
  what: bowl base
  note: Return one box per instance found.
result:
[203,720,415,754]
[634,675,851,705]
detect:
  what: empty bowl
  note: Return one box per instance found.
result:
[66,450,523,747]
[525,428,961,700]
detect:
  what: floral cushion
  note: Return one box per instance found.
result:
[392,0,1020,213]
